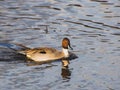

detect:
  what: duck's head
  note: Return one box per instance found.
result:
[62,37,73,50]
[62,38,73,57]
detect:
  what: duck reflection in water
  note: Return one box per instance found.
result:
[61,59,71,79]
[26,58,71,79]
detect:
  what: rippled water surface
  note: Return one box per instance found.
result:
[0,0,120,90]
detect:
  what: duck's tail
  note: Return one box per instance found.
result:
[0,43,30,54]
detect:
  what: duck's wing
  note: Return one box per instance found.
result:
[25,47,58,54]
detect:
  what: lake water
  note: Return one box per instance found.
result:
[0,0,120,90]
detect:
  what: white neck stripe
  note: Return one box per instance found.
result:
[62,48,69,57]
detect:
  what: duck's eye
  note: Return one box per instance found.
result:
[39,50,46,54]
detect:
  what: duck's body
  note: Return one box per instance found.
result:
[18,38,77,62]
[21,47,66,62]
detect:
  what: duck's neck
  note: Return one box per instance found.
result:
[62,48,69,57]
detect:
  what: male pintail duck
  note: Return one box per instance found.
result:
[19,38,77,62]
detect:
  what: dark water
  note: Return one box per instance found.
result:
[0,0,120,90]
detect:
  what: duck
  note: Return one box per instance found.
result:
[19,37,77,62]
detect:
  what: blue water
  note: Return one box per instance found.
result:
[0,0,120,90]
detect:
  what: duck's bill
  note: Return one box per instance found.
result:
[69,45,73,50]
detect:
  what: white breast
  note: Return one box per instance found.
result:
[62,48,69,57]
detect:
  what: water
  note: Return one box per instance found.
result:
[0,0,120,90]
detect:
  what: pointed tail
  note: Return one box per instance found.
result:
[0,43,30,52]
